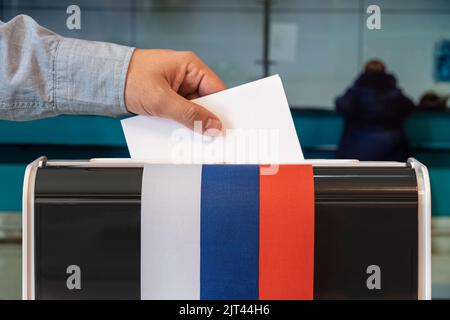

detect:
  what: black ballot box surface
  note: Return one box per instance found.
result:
[313,167,418,299]
[34,168,142,300]
[25,159,427,300]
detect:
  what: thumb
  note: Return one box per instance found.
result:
[162,91,222,136]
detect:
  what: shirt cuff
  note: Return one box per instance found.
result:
[54,37,135,117]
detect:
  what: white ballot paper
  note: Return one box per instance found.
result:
[121,74,303,164]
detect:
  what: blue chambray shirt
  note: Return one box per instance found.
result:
[0,15,135,121]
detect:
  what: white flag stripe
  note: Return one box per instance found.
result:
[141,164,201,300]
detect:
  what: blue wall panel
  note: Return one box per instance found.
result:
[0,116,127,146]
[0,165,26,212]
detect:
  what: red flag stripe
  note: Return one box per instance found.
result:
[259,164,315,300]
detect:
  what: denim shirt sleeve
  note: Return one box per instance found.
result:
[0,15,135,121]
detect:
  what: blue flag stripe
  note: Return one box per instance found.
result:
[200,165,260,300]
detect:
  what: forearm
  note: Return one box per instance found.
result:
[0,15,134,121]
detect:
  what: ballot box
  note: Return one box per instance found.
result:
[22,157,431,300]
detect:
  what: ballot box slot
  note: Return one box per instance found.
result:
[314,195,418,202]
[34,167,143,196]
[313,166,417,200]
[35,198,141,205]
[35,194,141,203]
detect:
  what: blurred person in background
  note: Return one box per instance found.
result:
[335,59,415,161]
[418,91,448,111]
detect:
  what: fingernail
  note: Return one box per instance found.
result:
[204,118,222,136]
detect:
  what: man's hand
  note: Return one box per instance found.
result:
[124,49,225,135]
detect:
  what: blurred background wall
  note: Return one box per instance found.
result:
[0,0,449,299]
[2,0,449,106]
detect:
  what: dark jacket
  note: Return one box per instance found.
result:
[335,72,414,161]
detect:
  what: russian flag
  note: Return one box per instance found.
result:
[141,164,314,300]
